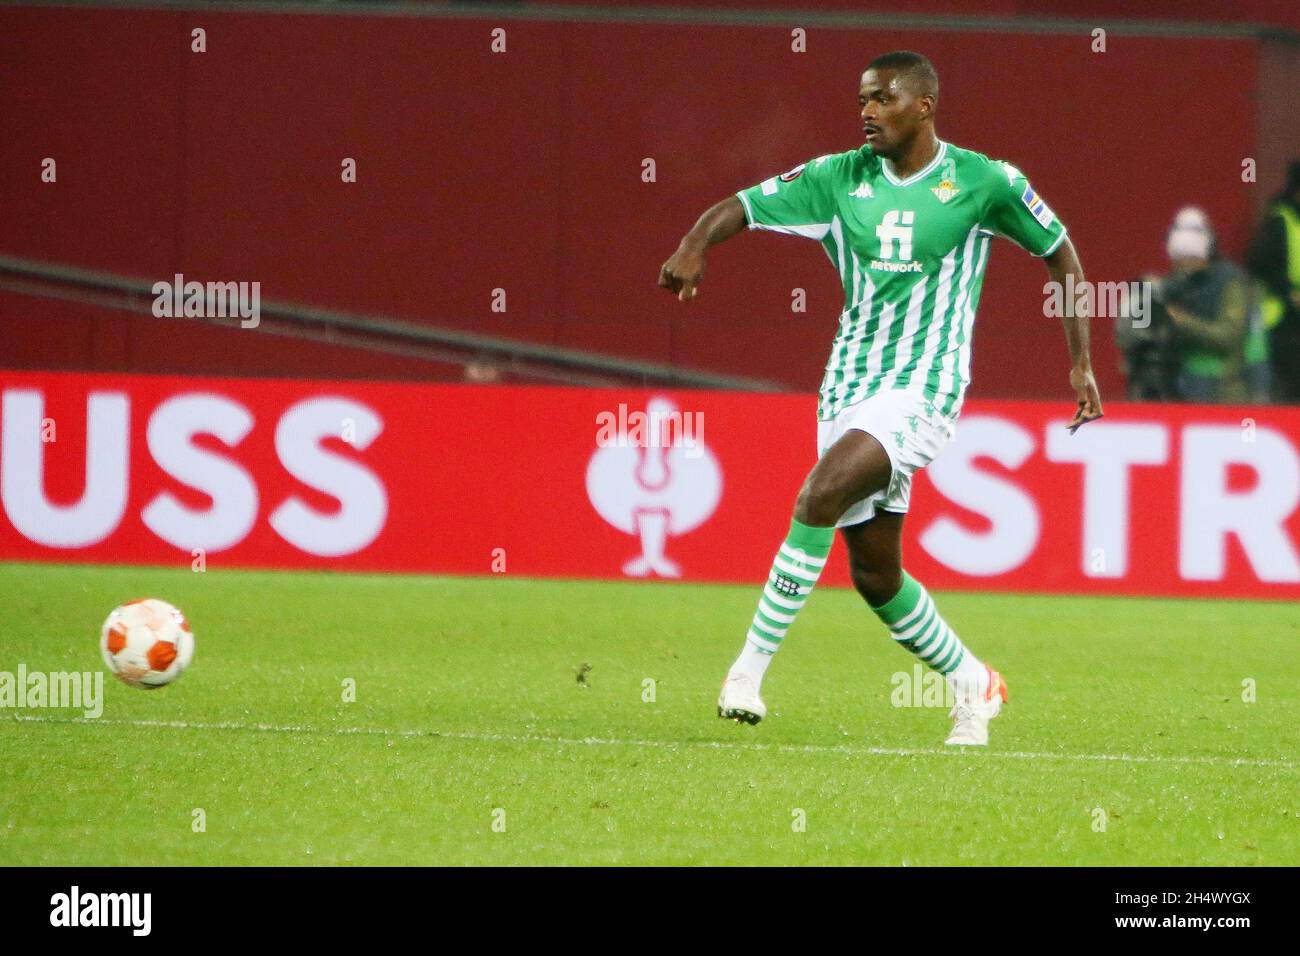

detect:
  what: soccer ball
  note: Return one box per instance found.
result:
[100,599,195,689]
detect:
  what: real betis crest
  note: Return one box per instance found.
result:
[932,157,959,203]
[931,179,959,203]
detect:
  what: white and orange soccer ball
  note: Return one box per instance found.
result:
[99,599,195,688]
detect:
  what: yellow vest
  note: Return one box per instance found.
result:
[1259,202,1300,330]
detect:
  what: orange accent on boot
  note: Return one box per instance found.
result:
[986,665,1008,703]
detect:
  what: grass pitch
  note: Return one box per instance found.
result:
[1,562,1297,866]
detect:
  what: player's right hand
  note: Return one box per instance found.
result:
[658,245,705,302]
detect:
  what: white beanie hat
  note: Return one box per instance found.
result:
[1166,206,1212,261]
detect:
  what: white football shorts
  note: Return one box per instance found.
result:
[815,388,957,528]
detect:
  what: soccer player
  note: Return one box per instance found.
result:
[658,51,1102,746]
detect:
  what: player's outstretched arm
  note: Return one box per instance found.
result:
[1044,236,1104,433]
[658,195,747,302]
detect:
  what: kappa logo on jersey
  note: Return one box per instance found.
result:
[849,182,874,199]
[931,178,960,203]
[1001,161,1022,185]
[779,163,806,183]
[1021,184,1055,229]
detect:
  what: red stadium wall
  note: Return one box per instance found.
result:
[531,0,1300,34]
[3,370,1298,601]
[0,5,1278,399]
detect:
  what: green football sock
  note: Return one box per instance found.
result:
[871,570,980,683]
[740,518,836,659]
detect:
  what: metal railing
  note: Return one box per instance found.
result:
[0,253,785,390]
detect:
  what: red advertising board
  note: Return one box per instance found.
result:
[1,370,1297,600]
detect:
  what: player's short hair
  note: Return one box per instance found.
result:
[865,51,939,103]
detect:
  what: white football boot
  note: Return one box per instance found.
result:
[717,674,767,725]
[944,664,1008,746]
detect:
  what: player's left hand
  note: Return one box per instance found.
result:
[1067,365,1103,434]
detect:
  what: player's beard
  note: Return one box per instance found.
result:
[862,130,893,157]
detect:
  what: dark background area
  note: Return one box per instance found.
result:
[2,2,1297,400]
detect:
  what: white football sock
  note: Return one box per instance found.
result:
[949,651,990,700]
[728,640,775,688]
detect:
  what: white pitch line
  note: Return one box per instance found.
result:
[8,714,1297,771]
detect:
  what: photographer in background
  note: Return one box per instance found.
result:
[1115,273,1180,401]
[1247,160,1300,404]
[1137,208,1268,404]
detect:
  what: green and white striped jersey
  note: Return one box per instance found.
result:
[736,140,1067,420]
